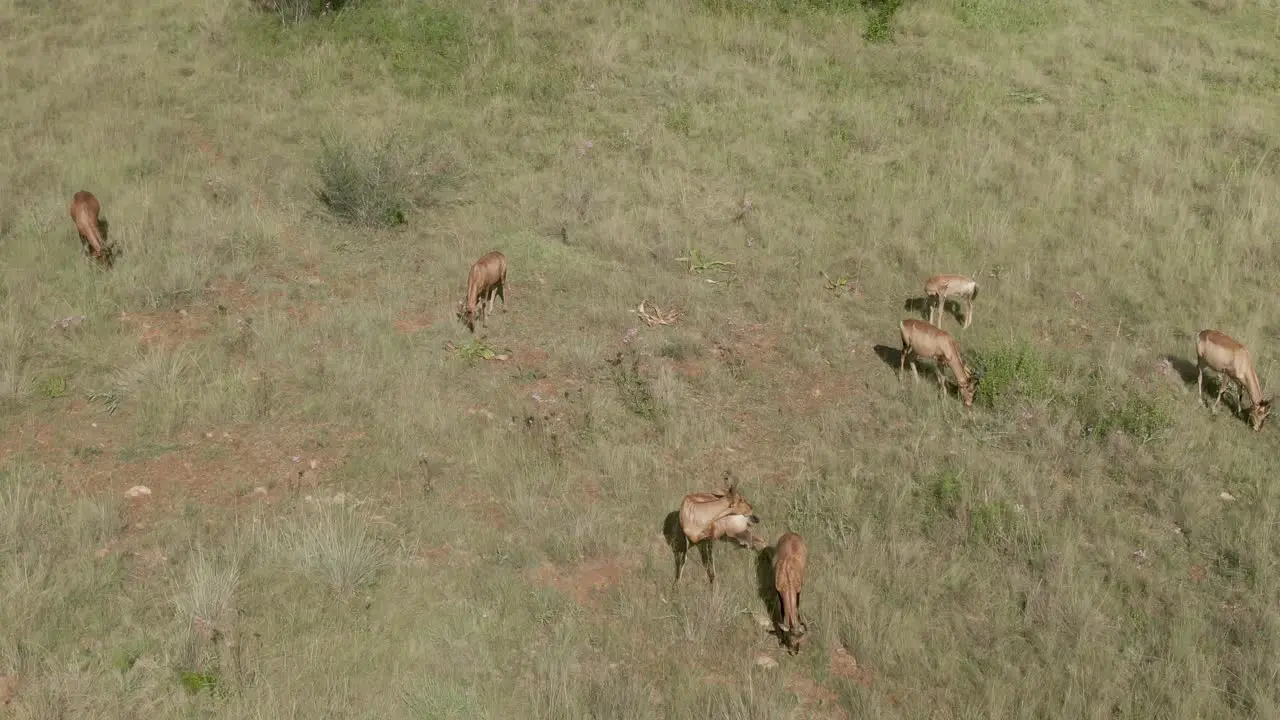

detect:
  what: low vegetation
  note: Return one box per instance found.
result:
[2,0,1279,716]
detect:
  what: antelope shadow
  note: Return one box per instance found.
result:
[903,296,964,325]
[754,544,788,648]
[1161,353,1244,412]
[873,343,973,402]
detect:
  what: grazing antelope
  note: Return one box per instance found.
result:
[1196,329,1272,431]
[456,251,507,332]
[899,318,979,407]
[69,191,113,266]
[673,478,760,588]
[773,532,809,654]
[924,274,978,329]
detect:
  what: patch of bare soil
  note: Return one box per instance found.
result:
[784,674,847,720]
[394,311,436,334]
[829,645,875,689]
[528,557,639,609]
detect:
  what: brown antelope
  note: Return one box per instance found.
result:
[899,318,979,407]
[1196,329,1272,431]
[69,191,112,266]
[456,251,507,332]
[924,274,978,329]
[772,531,809,654]
[673,478,760,588]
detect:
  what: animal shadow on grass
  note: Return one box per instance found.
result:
[754,544,789,648]
[1162,353,1249,420]
[903,296,962,325]
[662,511,693,584]
[874,344,969,402]
[872,344,902,371]
[1161,354,1201,388]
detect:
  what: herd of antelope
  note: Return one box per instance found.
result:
[65,191,1272,656]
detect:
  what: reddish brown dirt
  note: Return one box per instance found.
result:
[784,674,848,719]
[528,557,638,609]
[394,311,435,334]
[120,309,208,348]
[829,645,875,689]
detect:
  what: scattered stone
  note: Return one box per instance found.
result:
[125,485,152,498]
[51,315,86,331]
[1220,491,1236,501]
[754,654,779,670]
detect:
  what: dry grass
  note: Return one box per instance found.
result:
[2,0,1280,716]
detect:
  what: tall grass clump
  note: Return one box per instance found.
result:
[280,505,384,593]
[250,0,352,26]
[314,135,411,229]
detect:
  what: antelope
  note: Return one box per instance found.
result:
[899,318,979,407]
[673,477,760,588]
[773,531,809,654]
[456,251,507,332]
[69,191,113,266]
[1196,329,1272,431]
[924,274,978,329]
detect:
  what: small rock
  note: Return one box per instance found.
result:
[253,486,267,495]
[0,673,18,705]
[1220,491,1236,501]
[753,612,774,629]
[50,315,86,331]
[205,432,214,439]
[125,485,152,498]
[754,654,779,670]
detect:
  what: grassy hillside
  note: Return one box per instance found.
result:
[3,0,1280,716]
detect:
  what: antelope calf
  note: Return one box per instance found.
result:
[773,532,809,654]
[1196,329,1272,431]
[899,318,979,407]
[69,191,113,266]
[924,274,978,329]
[673,479,760,588]
[457,251,507,332]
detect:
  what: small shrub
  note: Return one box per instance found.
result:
[315,135,410,229]
[454,339,510,364]
[929,470,963,518]
[862,0,906,42]
[659,336,702,362]
[39,375,68,399]
[970,342,1053,409]
[612,355,662,420]
[1076,378,1173,443]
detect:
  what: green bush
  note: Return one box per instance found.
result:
[862,0,907,42]
[969,342,1054,409]
[1076,378,1173,443]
